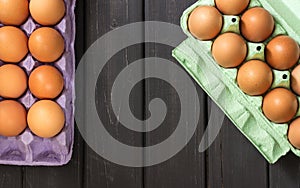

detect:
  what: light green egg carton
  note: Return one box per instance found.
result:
[172,0,300,163]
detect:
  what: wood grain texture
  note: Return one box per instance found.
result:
[3,1,300,188]
[0,166,22,188]
[83,0,144,188]
[22,131,83,188]
[269,153,300,188]
[144,1,206,188]
[206,98,268,188]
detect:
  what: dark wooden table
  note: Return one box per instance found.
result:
[1,0,300,187]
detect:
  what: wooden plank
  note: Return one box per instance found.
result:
[206,98,268,188]
[22,130,83,188]
[144,1,206,188]
[83,0,144,187]
[22,1,85,187]
[0,166,22,188]
[269,153,300,188]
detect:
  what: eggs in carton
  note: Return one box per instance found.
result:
[0,0,75,166]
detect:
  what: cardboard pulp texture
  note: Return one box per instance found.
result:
[0,0,76,166]
[172,0,300,163]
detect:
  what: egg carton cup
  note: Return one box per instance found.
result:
[172,0,300,163]
[0,0,76,166]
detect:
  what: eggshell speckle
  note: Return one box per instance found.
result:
[212,32,247,68]
[28,27,65,63]
[237,60,273,96]
[266,35,300,70]
[0,64,27,98]
[29,65,64,99]
[0,0,29,25]
[241,7,274,42]
[215,0,250,15]
[291,65,300,95]
[30,0,65,26]
[27,100,65,138]
[188,6,223,40]
[0,26,28,63]
[288,118,300,149]
[0,100,27,137]
[262,88,298,123]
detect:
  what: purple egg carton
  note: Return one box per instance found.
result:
[0,0,76,166]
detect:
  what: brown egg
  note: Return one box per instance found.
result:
[266,35,299,70]
[28,27,65,63]
[0,100,27,137]
[237,60,273,96]
[29,0,65,25]
[28,100,65,138]
[215,0,249,15]
[262,88,298,123]
[0,64,27,98]
[29,65,64,99]
[291,65,300,95]
[0,26,28,63]
[241,7,274,42]
[0,0,29,25]
[212,32,247,68]
[288,118,300,149]
[188,6,223,40]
